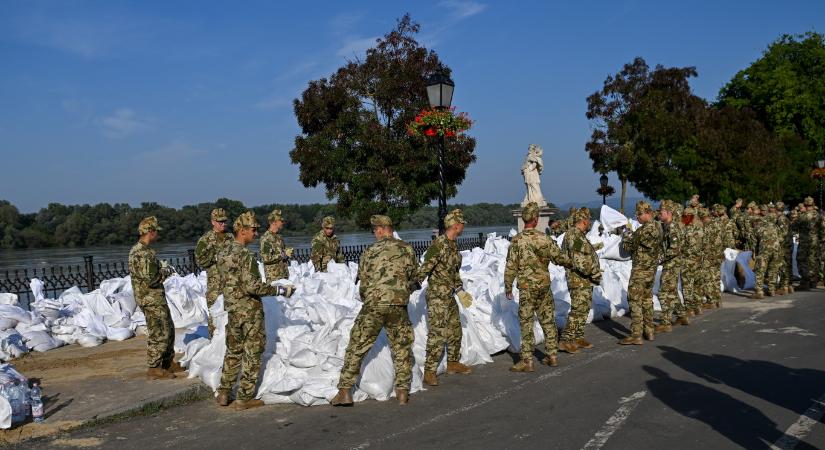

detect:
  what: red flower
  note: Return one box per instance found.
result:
[424,128,437,137]
[445,130,456,137]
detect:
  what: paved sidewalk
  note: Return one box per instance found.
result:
[0,336,207,445]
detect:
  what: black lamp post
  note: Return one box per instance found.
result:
[818,156,825,209]
[426,66,455,235]
[599,173,609,205]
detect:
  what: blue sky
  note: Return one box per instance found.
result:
[1,0,822,213]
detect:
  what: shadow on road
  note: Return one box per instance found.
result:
[643,366,818,450]
[592,318,630,339]
[657,346,825,417]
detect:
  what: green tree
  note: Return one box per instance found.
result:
[290,15,477,227]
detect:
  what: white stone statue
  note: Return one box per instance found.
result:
[521,144,547,207]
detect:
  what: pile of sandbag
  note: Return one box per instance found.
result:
[0,364,29,429]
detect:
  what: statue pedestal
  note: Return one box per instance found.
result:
[512,206,558,233]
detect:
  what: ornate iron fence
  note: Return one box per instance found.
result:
[1,233,495,309]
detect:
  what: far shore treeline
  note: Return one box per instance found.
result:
[0,199,531,250]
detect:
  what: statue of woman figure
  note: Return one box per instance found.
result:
[521,144,547,207]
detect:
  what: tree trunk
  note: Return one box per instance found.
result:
[620,176,627,214]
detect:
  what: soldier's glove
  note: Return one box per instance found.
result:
[285,247,294,259]
[455,288,473,308]
[159,260,176,278]
[275,285,295,298]
[593,242,604,251]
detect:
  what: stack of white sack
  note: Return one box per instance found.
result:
[0,363,29,429]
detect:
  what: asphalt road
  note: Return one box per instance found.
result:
[33,290,825,450]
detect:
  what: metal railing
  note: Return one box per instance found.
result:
[1,233,494,308]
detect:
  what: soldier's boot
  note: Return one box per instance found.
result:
[558,341,579,354]
[395,389,409,405]
[423,371,439,386]
[654,324,673,333]
[232,399,264,411]
[146,367,176,380]
[575,338,594,349]
[166,360,187,373]
[686,310,695,318]
[446,361,472,375]
[705,303,717,310]
[540,354,558,367]
[776,287,786,296]
[216,390,231,407]
[766,290,775,297]
[751,290,764,300]
[618,335,643,345]
[643,330,655,341]
[509,358,535,373]
[788,286,795,294]
[674,316,691,326]
[694,307,704,316]
[330,389,354,407]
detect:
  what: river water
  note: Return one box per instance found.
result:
[0,225,514,271]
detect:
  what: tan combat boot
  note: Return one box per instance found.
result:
[423,370,438,386]
[330,388,354,406]
[787,285,795,294]
[694,307,704,316]
[167,360,187,373]
[395,389,409,405]
[705,303,717,309]
[540,354,558,367]
[751,291,764,300]
[618,335,643,345]
[446,361,472,375]
[510,358,534,372]
[216,390,231,407]
[654,324,672,333]
[643,330,655,341]
[776,287,786,296]
[232,399,264,411]
[558,341,579,354]
[674,316,691,326]
[575,338,594,349]
[146,367,176,380]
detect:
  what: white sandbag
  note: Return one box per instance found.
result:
[77,333,104,348]
[0,295,18,307]
[0,395,10,429]
[0,319,17,331]
[29,278,45,302]
[163,274,209,329]
[0,331,27,360]
[106,326,133,341]
[0,306,35,326]
[599,205,630,232]
[22,330,63,352]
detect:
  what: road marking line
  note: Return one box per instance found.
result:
[350,349,621,449]
[770,393,825,450]
[581,390,647,450]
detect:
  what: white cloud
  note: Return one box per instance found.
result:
[439,0,488,19]
[97,108,152,139]
[336,36,379,58]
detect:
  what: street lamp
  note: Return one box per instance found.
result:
[426,66,455,235]
[600,173,609,205]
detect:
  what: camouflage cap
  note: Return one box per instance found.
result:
[574,207,591,222]
[804,196,815,206]
[735,198,743,204]
[698,207,710,218]
[674,204,684,217]
[267,209,284,223]
[370,214,393,227]
[211,208,228,222]
[759,204,769,213]
[747,201,758,209]
[444,208,467,228]
[683,206,696,216]
[321,216,335,228]
[138,216,162,234]
[659,200,677,213]
[233,210,259,232]
[790,209,799,218]
[775,201,785,209]
[635,200,653,216]
[522,202,540,222]
[714,204,727,214]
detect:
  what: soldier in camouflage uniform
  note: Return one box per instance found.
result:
[129,216,181,380]
[751,208,782,299]
[504,202,573,370]
[216,211,293,410]
[797,198,818,290]
[704,206,726,308]
[655,200,684,332]
[774,202,791,294]
[260,209,293,282]
[311,216,344,272]
[195,208,232,336]
[619,201,662,344]
[559,207,602,353]
[745,201,760,255]
[417,209,473,386]
[331,215,417,406]
[682,207,705,317]
[780,208,798,294]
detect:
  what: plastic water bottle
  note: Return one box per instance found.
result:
[30,382,44,423]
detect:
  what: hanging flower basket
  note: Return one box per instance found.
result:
[407,108,472,138]
[811,168,825,179]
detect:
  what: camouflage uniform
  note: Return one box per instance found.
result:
[752,214,782,296]
[417,209,466,373]
[702,208,724,306]
[657,201,684,326]
[780,210,798,292]
[560,208,601,342]
[621,201,662,337]
[310,216,344,272]
[682,209,705,314]
[260,209,292,282]
[797,198,818,288]
[338,215,416,391]
[128,217,174,370]
[774,204,791,291]
[195,209,232,334]
[217,212,279,401]
[504,203,572,360]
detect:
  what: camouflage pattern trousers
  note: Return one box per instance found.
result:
[797,241,819,285]
[142,303,175,369]
[754,249,782,295]
[779,245,793,289]
[628,268,656,336]
[517,285,558,360]
[338,304,413,390]
[657,264,680,325]
[205,267,220,336]
[220,307,265,401]
[560,287,591,341]
[424,288,462,372]
[703,261,723,303]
